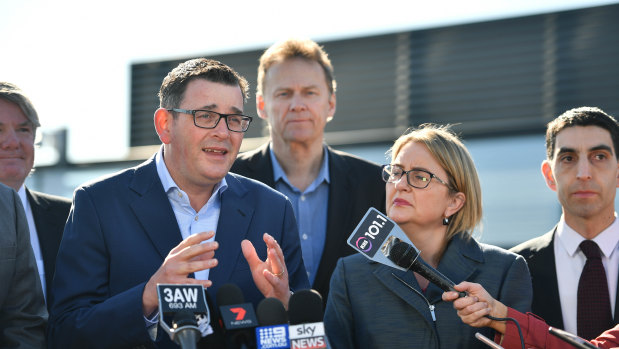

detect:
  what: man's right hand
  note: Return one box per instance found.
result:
[142,231,219,316]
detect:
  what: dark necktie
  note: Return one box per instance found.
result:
[577,239,613,339]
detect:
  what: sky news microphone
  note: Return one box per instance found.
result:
[388,240,466,297]
[255,297,289,349]
[288,290,329,349]
[217,283,258,349]
[156,284,210,349]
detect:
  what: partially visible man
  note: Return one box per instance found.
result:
[0,82,71,307]
[0,181,47,348]
[231,39,385,302]
[511,107,619,338]
[49,58,309,349]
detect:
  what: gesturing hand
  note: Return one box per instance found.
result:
[241,233,292,308]
[142,231,219,316]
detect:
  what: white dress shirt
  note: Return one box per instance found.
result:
[554,214,619,334]
[17,186,46,301]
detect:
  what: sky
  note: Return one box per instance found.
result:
[1,0,617,164]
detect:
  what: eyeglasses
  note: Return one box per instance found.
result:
[382,164,453,190]
[167,108,253,133]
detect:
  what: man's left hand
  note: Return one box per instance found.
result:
[242,233,291,308]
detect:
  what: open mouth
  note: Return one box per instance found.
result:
[203,148,227,154]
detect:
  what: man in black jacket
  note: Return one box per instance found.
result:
[232,39,385,303]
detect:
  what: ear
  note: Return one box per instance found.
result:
[541,160,557,191]
[615,160,619,188]
[154,108,173,144]
[256,94,268,120]
[445,191,466,218]
[326,92,336,122]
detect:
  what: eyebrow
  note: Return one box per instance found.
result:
[557,144,614,156]
[0,121,33,127]
[199,104,244,115]
[391,163,433,173]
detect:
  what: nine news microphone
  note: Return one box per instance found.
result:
[288,290,329,349]
[388,240,467,297]
[217,283,259,349]
[157,284,210,349]
[255,298,290,349]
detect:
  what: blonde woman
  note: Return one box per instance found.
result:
[324,124,532,348]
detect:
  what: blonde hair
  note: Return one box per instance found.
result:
[389,124,482,239]
[257,38,336,97]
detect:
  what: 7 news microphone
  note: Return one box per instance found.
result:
[217,283,259,349]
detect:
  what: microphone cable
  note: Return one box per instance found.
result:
[482,315,524,349]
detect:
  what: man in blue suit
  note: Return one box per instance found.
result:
[49,58,309,348]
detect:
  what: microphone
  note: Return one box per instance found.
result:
[388,240,466,297]
[475,332,505,349]
[255,298,289,349]
[217,283,258,349]
[288,290,328,349]
[156,284,210,349]
[171,311,201,349]
[548,327,599,349]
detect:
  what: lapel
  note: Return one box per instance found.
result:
[373,262,437,326]
[528,229,563,328]
[431,235,483,301]
[317,148,354,275]
[615,269,619,324]
[26,189,60,287]
[209,174,254,284]
[242,143,275,188]
[128,157,183,260]
[372,235,483,324]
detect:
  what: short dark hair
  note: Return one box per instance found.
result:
[546,106,619,160]
[158,58,249,109]
[257,38,336,97]
[0,82,40,129]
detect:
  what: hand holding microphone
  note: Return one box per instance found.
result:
[442,281,509,334]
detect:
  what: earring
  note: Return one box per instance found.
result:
[442,217,450,226]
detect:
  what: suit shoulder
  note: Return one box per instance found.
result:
[477,242,528,264]
[28,190,72,206]
[510,230,554,257]
[227,173,287,200]
[329,148,382,170]
[75,164,143,195]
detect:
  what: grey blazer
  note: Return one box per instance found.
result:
[324,234,532,349]
[0,183,47,348]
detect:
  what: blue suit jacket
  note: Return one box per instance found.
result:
[49,156,309,349]
[324,234,532,349]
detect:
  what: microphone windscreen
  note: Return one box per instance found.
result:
[172,310,198,328]
[216,283,245,306]
[257,297,288,326]
[388,241,419,268]
[288,289,323,325]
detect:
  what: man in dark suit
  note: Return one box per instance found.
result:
[0,182,47,348]
[231,39,385,303]
[511,107,619,338]
[49,58,309,348]
[0,82,71,307]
